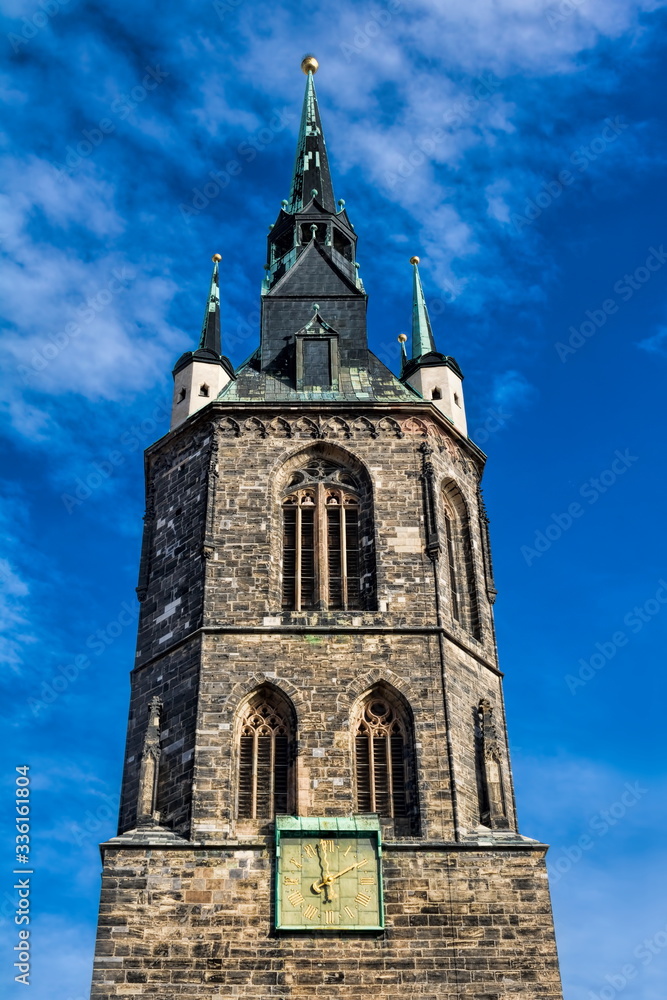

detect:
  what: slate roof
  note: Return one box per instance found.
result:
[219,349,420,404]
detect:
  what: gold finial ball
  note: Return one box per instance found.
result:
[301,55,319,74]
[212,253,222,263]
[397,334,408,343]
[410,255,420,265]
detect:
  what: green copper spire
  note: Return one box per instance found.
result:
[410,255,437,359]
[288,56,336,213]
[198,254,222,356]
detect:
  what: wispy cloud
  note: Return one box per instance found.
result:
[638,325,667,354]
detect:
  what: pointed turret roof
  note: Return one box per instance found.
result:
[410,256,437,359]
[172,255,235,379]
[197,254,221,356]
[400,256,463,382]
[288,56,336,214]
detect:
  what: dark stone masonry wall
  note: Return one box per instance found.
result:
[92,401,562,998]
[134,404,496,660]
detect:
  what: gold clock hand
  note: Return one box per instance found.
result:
[327,860,366,881]
[316,841,334,902]
[314,859,366,889]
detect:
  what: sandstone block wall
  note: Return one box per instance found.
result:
[91,844,562,999]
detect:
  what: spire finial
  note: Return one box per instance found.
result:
[410,255,437,359]
[301,54,319,74]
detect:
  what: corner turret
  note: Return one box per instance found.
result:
[400,256,467,436]
[171,255,235,430]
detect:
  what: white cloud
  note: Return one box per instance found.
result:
[0,155,184,444]
[0,493,36,671]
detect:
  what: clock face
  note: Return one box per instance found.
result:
[276,833,383,930]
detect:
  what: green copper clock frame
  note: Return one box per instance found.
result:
[275,816,384,931]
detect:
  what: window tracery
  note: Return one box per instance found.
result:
[354,690,419,834]
[237,690,294,820]
[282,459,363,611]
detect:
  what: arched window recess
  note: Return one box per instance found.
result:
[237,688,296,821]
[442,481,482,640]
[354,689,419,836]
[282,459,364,612]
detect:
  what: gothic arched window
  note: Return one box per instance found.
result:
[281,458,369,611]
[237,689,295,820]
[442,480,481,640]
[354,690,419,835]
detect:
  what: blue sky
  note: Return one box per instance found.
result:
[1,1,667,997]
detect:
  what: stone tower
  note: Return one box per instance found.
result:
[90,57,563,999]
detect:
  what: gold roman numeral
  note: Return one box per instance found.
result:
[344,905,356,921]
[319,839,334,853]
[303,904,318,920]
[343,845,352,857]
[284,876,299,885]
[357,858,370,869]
[289,858,303,869]
[325,909,339,924]
[288,890,304,906]
[355,891,371,906]
[303,843,317,859]
[359,877,375,885]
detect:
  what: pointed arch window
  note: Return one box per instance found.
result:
[442,481,481,640]
[237,689,295,820]
[282,459,365,611]
[355,691,419,835]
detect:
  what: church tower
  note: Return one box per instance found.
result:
[90,57,563,999]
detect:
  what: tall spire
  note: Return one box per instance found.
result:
[288,56,336,214]
[410,255,437,359]
[198,253,222,356]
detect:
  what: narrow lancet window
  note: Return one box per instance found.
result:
[237,690,295,820]
[442,481,481,640]
[354,691,419,835]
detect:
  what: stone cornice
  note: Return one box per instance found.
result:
[99,838,548,857]
[145,399,487,471]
